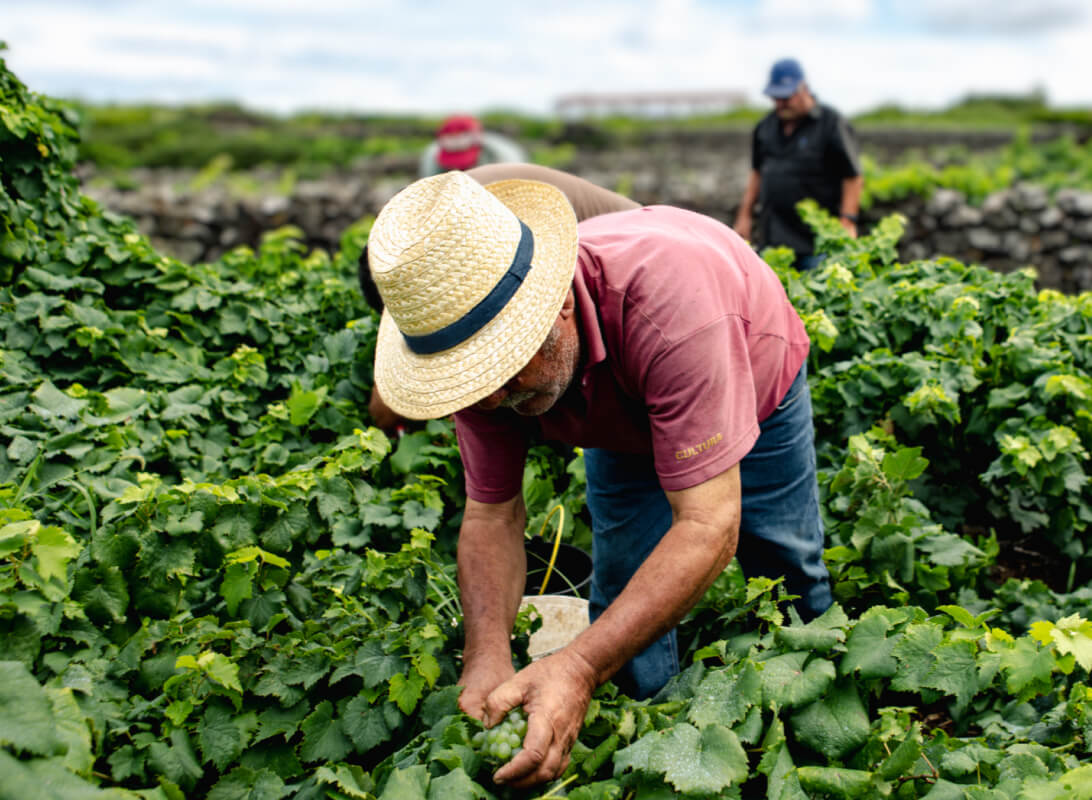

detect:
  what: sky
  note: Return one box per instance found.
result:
[3,0,1090,118]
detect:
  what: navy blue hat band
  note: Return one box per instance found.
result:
[403,220,534,355]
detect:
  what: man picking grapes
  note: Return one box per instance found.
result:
[367,169,832,787]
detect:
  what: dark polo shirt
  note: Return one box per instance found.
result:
[752,103,861,257]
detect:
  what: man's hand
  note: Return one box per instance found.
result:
[457,655,516,720]
[368,386,405,434]
[480,649,597,788]
[732,213,752,241]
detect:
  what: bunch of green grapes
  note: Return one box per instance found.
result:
[472,708,528,763]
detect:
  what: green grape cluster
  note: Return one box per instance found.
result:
[472,708,528,763]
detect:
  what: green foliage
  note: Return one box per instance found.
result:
[4,53,1092,798]
[70,102,433,172]
[861,129,1092,206]
[782,203,1092,591]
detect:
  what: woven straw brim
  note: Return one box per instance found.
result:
[373,179,578,420]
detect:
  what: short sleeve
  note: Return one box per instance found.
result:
[629,315,761,492]
[751,122,764,171]
[827,114,861,178]
[468,163,640,221]
[453,406,531,503]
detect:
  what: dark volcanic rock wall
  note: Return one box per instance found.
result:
[80,127,1092,292]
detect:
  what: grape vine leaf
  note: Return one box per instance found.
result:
[279,650,331,691]
[315,476,353,524]
[0,749,132,800]
[999,637,1057,699]
[566,780,628,800]
[654,723,748,795]
[687,661,761,729]
[253,702,309,745]
[221,563,254,616]
[877,726,922,781]
[790,679,870,760]
[922,639,981,712]
[1031,614,1092,671]
[261,503,310,553]
[48,687,94,775]
[881,447,929,481]
[148,728,204,787]
[1019,764,1092,800]
[378,764,429,799]
[198,703,257,772]
[253,657,306,705]
[211,506,259,553]
[314,763,375,799]
[75,565,130,624]
[425,768,482,800]
[31,525,82,581]
[0,660,62,756]
[764,744,809,800]
[331,640,404,688]
[202,652,243,694]
[759,652,836,709]
[890,622,944,693]
[841,610,899,679]
[615,723,747,795]
[389,672,426,715]
[139,538,196,584]
[206,765,289,800]
[299,701,352,763]
[341,696,393,753]
[775,603,849,652]
[796,766,878,799]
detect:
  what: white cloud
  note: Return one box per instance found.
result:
[3,0,1091,116]
[752,0,874,28]
[893,0,1089,33]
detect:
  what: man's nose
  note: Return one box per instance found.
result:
[475,384,511,412]
[474,371,527,411]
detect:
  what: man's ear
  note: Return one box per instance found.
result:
[559,288,575,319]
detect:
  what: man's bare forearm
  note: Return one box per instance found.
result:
[840,175,863,218]
[563,516,736,687]
[458,498,528,662]
[735,171,761,220]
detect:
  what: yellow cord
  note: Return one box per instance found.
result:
[536,504,566,595]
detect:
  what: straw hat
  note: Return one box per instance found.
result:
[369,171,578,420]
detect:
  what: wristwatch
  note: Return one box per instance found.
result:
[840,213,858,223]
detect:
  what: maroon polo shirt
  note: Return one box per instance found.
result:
[454,205,810,503]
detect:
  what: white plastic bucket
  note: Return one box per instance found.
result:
[518,594,590,660]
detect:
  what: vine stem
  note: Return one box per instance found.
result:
[534,773,579,798]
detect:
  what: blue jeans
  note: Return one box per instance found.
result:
[798,253,826,271]
[583,362,831,698]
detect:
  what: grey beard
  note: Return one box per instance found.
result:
[499,390,537,409]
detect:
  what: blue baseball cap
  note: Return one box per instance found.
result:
[764,58,805,99]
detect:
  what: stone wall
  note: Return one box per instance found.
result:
[867,185,1092,293]
[79,126,1092,292]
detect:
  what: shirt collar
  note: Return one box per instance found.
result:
[572,249,608,382]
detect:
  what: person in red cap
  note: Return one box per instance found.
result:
[419,114,527,177]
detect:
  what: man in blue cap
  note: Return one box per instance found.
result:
[733,58,863,269]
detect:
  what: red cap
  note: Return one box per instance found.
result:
[436,114,484,170]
